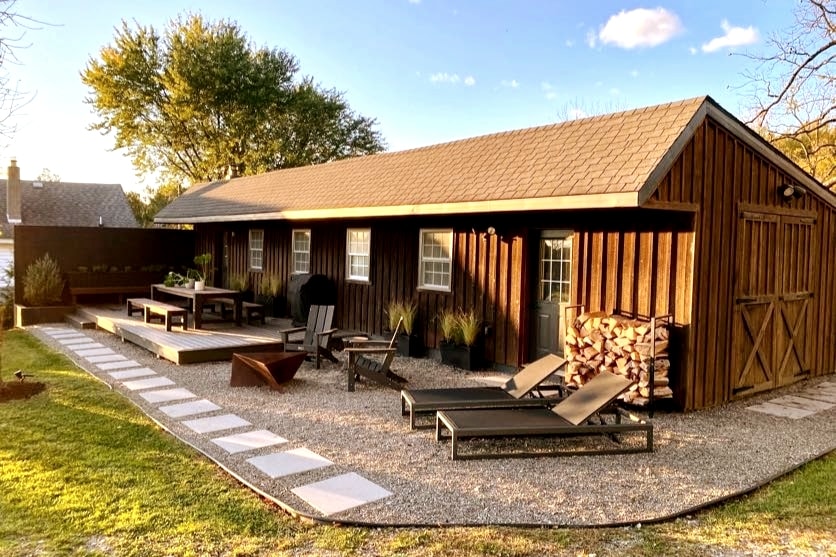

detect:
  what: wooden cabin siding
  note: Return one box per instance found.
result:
[195,218,527,367]
[652,117,836,409]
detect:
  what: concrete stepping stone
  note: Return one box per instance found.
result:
[58,336,92,345]
[771,395,834,412]
[69,343,106,351]
[96,360,142,371]
[86,354,128,364]
[182,414,251,434]
[140,388,197,404]
[41,327,72,335]
[122,376,175,391]
[49,331,86,339]
[77,348,117,358]
[246,448,333,478]
[211,429,288,454]
[291,472,393,515]
[108,368,156,380]
[159,399,221,419]
[746,402,816,419]
[800,389,836,404]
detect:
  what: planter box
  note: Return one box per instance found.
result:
[15,304,75,327]
[439,340,483,370]
[396,333,423,358]
[66,271,162,289]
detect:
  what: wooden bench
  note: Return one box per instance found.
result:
[126,297,156,317]
[210,297,265,325]
[143,300,189,332]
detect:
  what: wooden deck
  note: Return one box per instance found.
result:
[77,305,285,364]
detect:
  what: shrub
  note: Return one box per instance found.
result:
[23,253,64,306]
[400,300,417,335]
[386,301,403,332]
[228,273,249,292]
[260,273,281,299]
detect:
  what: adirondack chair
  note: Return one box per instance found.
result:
[278,305,338,369]
[345,317,408,391]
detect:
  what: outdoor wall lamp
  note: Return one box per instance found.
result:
[778,183,806,200]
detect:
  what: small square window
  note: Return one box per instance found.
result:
[292,229,310,274]
[346,228,370,282]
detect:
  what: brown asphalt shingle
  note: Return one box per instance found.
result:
[156,96,709,222]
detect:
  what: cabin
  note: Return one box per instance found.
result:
[155,96,836,410]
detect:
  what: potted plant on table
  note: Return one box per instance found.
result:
[438,308,483,370]
[193,253,212,290]
[387,300,422,357]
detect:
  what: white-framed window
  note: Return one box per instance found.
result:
[346,228,371,282]
[292,229,311,274]
[419,228,453,291]
[249,229,264,270]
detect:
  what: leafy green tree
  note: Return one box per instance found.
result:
[126,182,182,227]
[82,14,384,194]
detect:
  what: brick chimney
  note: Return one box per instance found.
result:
[6,158,21,224]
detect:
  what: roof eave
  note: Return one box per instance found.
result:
[154,191,643,224]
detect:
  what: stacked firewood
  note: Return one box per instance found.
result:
[564,311,672,406]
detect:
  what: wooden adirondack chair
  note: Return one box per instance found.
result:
[345,317,408,391]
[278,305,338,369]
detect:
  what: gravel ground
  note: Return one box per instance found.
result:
[29,325,836,527]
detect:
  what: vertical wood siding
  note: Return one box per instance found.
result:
[652,117,836,409]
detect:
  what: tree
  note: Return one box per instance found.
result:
[82,14,385,196]
[0,0,36,145]
[742,0,836,191]
[126,182,181,227]
[36,168,60,182]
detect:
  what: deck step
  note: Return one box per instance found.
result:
[65,312,96,329]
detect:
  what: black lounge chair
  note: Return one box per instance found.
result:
[400,353,567,429]
[435,371,653,460]
[345,317,408,391]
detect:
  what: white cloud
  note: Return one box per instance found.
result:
[630,69,639,78]
[585,29,597,48]
[689,46,698,55]
[701,20,759,52]
[568,107,588,119]
[610,87,621,96]
[408,0,421,4]
[541,81,558,100]
[500,79,520,88]
[463,75,476,86]
[430,72,461,84]
[598,7,683,49]
[565,39,575,48]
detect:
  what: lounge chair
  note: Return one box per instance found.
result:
[278,305,338,369]
[435,371,653,460]
[345,317,408,391]
[400,353,567,429]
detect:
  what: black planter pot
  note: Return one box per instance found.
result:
[439,340,482,370]
[396,333,423,357]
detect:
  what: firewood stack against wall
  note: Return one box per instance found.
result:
[564,311,673,406]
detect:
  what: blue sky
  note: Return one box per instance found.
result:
[5,0,791,194]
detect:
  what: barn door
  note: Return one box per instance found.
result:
[732,211,814,397]
[774,216,814,386]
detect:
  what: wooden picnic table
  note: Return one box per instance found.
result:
[150,284,243,329]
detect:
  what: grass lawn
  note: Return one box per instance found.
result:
[0,329,833,556]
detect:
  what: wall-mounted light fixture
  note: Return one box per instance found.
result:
[778,183,807,201]
[486,226,497,235]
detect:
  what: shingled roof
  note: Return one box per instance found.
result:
[0,179,139,239]
[155,96,833,224]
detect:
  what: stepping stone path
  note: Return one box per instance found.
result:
[38,325,395,516]
[746,381,836,419]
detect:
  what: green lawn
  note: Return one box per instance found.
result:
[1,329,833,556]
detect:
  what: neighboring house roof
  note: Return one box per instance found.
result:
[0,180,139,239]
[155,96,836,224]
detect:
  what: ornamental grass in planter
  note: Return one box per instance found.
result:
[388,300,422,357]
[16,253,73,326]
[438,308,484,370]
[256,273,282,316]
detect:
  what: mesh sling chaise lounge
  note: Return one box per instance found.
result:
[400,353,567,429]
[345,317,408,391]
[278,305,338,369]
[435,371,653,460]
